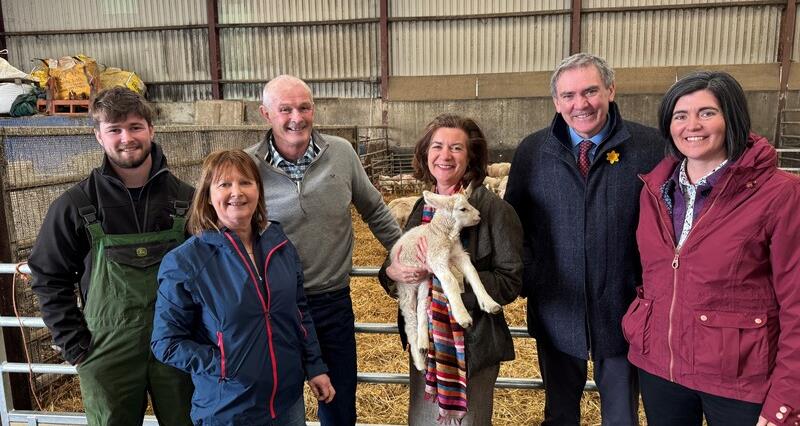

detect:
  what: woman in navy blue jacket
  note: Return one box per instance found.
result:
[151,149,334,425]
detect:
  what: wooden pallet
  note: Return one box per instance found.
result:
[36,99,90,116]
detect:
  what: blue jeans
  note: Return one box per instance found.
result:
[306,288,357,426]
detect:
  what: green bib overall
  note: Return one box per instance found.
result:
[75,199,193,426]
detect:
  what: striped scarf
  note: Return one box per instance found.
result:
[421,190,468,425]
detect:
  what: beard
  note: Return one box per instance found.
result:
[105,142,152,169]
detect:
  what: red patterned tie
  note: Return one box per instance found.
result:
[578,140,593,178]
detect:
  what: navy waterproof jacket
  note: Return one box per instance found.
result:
[151,222,327,425]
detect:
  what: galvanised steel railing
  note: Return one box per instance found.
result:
[0,264,597,426]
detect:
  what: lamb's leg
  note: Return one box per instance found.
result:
[432,263,473,328]
[414,281,429,370]
[397,283,425,371]
[453,249,501,314]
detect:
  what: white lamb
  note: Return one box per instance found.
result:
[390,190,501,371]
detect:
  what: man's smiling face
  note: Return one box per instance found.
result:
[553,65,616,139]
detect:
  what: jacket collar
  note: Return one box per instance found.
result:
[255,129,331,165]
[542,102,628,160]
[198,221,285,248]
[642,132,777,194]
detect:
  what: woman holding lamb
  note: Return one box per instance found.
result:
[379,113,524,425]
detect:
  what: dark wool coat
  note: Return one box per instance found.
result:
[504,102,664,359]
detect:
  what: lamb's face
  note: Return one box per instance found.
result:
[450,194,480,227]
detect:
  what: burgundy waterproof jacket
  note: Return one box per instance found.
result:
[623,134,800,425]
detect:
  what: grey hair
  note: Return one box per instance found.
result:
[550,53,615,98]
[261,75,314,108]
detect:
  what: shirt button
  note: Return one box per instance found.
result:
[755,318,763,325]
[777,412,785,420]
[781,406,789,413]
[700,315,708,321]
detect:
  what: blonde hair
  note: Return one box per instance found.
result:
[187,150,267,235]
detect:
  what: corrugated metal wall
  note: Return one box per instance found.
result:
[1,0,793,101]
[391,16,570,75]
[218,0,380,99]
[390,0,569,75]
[390,0,569,16]
[2,0,206,31]
[219,0,377,23]
[584,5,782,67]
[583,0,768,6]
[3,0,211,101]
[793,6,800,62]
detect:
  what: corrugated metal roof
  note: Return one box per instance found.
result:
[584,6,781,67]
[220,24,379,80]
[219,0,377,23]
[391,15,570,76]
[2,0,206,32]
[7,30,209,81]
[390,0,569,17]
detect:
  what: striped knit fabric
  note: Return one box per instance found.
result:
[420,193,468,424]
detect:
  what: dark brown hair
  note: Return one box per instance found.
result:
[187,150,267,235]
[90,87,154,128]
[658,71,750,163]
[412,113,488,189]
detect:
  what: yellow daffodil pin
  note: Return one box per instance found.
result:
[606,150,620,165]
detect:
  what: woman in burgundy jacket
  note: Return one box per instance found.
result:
[622,71,800,426]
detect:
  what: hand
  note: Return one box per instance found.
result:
[386,246,430,283]
[756,415,777,426]
[308,374,335,403]
[756,416,777,426]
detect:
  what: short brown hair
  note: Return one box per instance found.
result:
[413,113,488,189]
[187,150,268,235]
[90,87,154,127]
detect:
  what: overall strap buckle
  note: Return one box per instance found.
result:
[173,200,189,218]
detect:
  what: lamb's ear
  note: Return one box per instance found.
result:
[464,183,474,198]
[422,191,446,209]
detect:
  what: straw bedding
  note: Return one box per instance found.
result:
[45,200,627,425]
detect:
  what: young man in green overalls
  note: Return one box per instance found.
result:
[29,87,194,425]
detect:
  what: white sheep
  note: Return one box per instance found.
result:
[390,190,501,371]
[497,175,508,198]
[387,195,419,229]
[487,162,511,178]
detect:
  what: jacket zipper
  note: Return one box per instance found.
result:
[224,232,284,419]
[217,331,227,381]
[297,309,308,338]
[640,176,681,381]
[263,239,289,418]
[640,171,734,381]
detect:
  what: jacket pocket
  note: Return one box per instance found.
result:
[621,287,653,355]
[217,331,227,381]
[692,310,769,377]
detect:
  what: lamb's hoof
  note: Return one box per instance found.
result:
[457,317,473,329]
[412,352,427,371]
[482,301,502,314]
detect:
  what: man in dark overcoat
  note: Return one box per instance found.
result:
[504,53,663,426]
